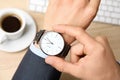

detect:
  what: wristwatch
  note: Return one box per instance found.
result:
[34,30,71,57]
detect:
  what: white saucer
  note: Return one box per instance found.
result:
[0,8,37,52]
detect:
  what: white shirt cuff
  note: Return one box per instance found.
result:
[29,42,48,58]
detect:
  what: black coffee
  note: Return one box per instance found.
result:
[1,16,21,32]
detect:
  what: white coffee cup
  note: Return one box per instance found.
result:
[0,9,26,44]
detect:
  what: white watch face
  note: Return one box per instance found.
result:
[39,31,65,55]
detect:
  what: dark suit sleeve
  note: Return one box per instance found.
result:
[12,48,61,80]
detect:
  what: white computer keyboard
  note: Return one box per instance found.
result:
[29,0,120,25]
[29,0,48,13]
[94,0,120,25]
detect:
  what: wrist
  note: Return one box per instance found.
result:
[34,41,39,48]
[30,42,48,58]
[43,25,74,44]
[33,30,71,57]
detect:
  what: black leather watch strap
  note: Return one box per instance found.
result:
[58,43,71,57]
[34,30,45,43]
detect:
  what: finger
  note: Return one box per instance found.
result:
[95,36,113,52]
[95,36,109,47]
[53,25,96,48]
[45,56,76,74]
[89,0,101,9]
[70,43,84,63]
[62,33,75,44]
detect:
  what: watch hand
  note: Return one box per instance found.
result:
[46,38,53,45]
[42,42,51,44]
[43,38,52,44]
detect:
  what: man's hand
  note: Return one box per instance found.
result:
[43,0,101,43]
[45,25,120,80]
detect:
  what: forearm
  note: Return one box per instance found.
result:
[43,0,101,44]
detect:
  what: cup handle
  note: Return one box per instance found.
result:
[0,30,7,44]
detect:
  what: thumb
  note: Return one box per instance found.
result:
[45,56,76,74]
